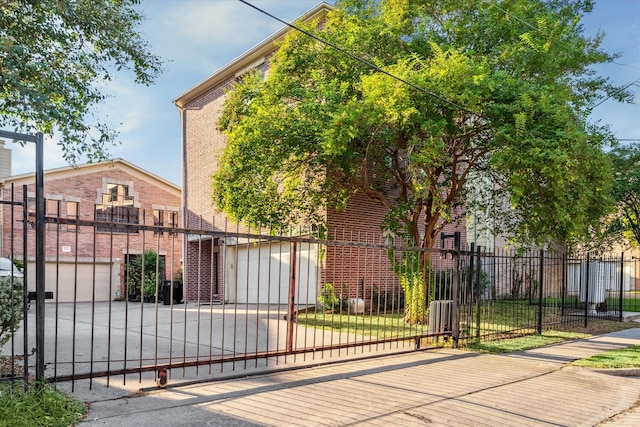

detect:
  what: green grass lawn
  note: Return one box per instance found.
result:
[572,345,640,368]
[297,298,634,343]
[461,330,591,353]
[296,311,430,339]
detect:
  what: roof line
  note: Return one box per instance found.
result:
[173,2,332,108]
[0,158,181,191]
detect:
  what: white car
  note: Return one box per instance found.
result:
[0,257,23,279]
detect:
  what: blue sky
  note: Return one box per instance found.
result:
[8,0,640,186]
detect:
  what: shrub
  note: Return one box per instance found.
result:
[127,250,165,298]
[0,276,24,346]
[318,283,340,313]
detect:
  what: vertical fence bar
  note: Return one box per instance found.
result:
[475,245,481,339]
[584,253,591,328]
[35,132,45,382]
[254,225,262,367]
[287,241,297,353]
[537,249,544,335]
[467,243,475,341]
[106,228,115,387]
[138,213,146,382]
[451,244,460,349]
[242,225,250,369]
[89,216,97,389]
[123,232,130,384]
[265,228,273,364]
[21,185,29,386]
[561,253,566,317]
[619,252,625,322]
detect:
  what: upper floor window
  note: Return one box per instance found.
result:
[168,210,179,228]
[153,209,164,236]
[95,183,138,233]
[46,199,60,230]
[104,184,134,206]
[67,201,79,232]
[235,60,267,83]
[168,210,179,235]
[46,199,60,216]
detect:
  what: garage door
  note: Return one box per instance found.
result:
[226,241,318,305]
[26,261,118,303]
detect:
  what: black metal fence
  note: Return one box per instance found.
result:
[1,197,638,391]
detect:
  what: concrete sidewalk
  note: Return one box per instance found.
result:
[80,329,640,426]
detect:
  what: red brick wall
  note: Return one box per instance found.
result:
[1,163,182,296]
[180,55,470,304]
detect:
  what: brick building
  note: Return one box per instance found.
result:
[0,159,182,303]
[174,3,475,306]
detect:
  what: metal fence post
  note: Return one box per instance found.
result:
[451,244,460,348]
[475,245,482,339]
[35,132,45,382]
[0,130,45,382]
[467,243,475,330]
[619,252,625,322]
[584,252,591,328]
[561,253,566,317]
[287,241,297,353]
[537,249,544,335]
[22,186,29,385]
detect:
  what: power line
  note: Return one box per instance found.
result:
[589,80,639,109]
[237,0,482,117]
[486,1,539,31]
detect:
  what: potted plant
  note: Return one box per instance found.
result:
[142,272,159,303]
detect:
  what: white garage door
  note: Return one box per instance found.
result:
[26,261,118,303]
[226,241,318,305]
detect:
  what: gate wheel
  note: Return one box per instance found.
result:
[157,367,168,388]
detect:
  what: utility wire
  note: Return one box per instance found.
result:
[237,0,482,117]
[486,0,539,31]
[589,80,639,109]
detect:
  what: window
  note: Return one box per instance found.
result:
[95,183,138,233]
[46,199,60,230]
[153,209,164,236]
[95,205,139,233]
[104,184,134,206]
[27,197,36,217]
[168,210,179,235]
[67,201,79,232]
[168,210,179,228]
[235,61,267,82]
[47,199,59,216]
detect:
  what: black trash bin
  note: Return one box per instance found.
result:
[162,280,183,305]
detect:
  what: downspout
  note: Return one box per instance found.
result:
[175,102,187,302]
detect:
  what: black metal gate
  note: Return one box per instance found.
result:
[0,159,634,392]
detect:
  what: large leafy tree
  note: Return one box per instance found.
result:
[0,0,162,162]
[608,145,640,247]
[214,0,626,251]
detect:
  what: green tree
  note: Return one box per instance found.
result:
[608,144,640,247]
[0,0,162,162]
[214,0,627,320]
